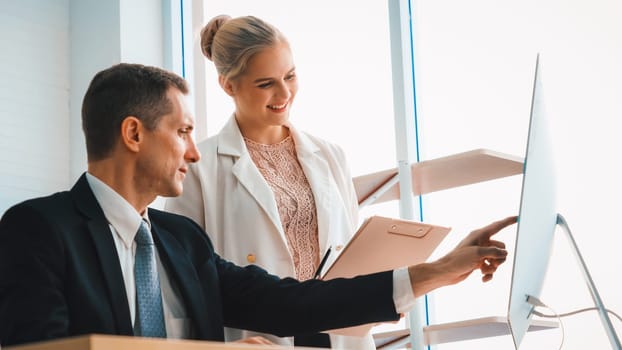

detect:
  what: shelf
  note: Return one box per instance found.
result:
[373,316,558,349]
[353,149,524,207]
[424,316,557,345]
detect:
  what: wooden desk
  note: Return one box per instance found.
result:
[5,334,322,350]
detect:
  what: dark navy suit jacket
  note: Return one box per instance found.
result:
[0,174,398,346]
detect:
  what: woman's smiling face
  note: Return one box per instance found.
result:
[224,42,298,140]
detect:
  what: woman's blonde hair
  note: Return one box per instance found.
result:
[200,15,287,81]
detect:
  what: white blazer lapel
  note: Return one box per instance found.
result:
[217,118,285,238]
[231,154,285,235]
[290,127,333,254]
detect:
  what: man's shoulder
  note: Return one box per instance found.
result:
[0,190,78,238]
[149,207,205,235]
[148,207,215,253]
[3,190,73,218]
[150,206,194,223]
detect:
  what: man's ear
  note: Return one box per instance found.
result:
[120,116,142,153]
[219,75,235,96]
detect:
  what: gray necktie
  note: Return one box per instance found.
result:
[134,220,166,337]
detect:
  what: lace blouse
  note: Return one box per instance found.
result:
[244,136,320,281]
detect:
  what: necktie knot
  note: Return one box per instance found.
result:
[135,220,154,246]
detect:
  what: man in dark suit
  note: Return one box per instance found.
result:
[0,63,516,347]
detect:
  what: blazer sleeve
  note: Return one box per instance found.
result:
[213,254,400,336]
[0,202,69,346]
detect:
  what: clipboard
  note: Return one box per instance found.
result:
[320,215,451,336]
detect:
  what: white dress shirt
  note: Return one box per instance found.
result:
[85,173,192,339]
[394,268,417,313]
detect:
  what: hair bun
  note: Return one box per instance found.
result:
[200,14,232,61]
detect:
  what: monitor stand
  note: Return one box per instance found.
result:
[551,214,621,349]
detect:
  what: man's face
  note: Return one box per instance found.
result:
[137,88,200,198]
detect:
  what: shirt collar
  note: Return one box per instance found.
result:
[85,172,150,248]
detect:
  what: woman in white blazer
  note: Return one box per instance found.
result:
[165,15,376,349]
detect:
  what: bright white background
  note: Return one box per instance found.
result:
[413,1,622,349]
[198,1,622,349]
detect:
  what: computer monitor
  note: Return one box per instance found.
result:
[507,54,558,348]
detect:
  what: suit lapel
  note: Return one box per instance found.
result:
[150,222,211,338]
[70,174,133,336]
[218,117,285,237]
[231,154,284,234]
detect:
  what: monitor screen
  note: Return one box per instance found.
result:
[507,54,558,348]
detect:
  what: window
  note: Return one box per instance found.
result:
[198,1,397,179]
[412,1,622,349]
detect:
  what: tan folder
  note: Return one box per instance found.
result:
[320,215,451,336]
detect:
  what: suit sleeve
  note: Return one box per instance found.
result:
[214,254,400,336]
[0,203,69,346]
